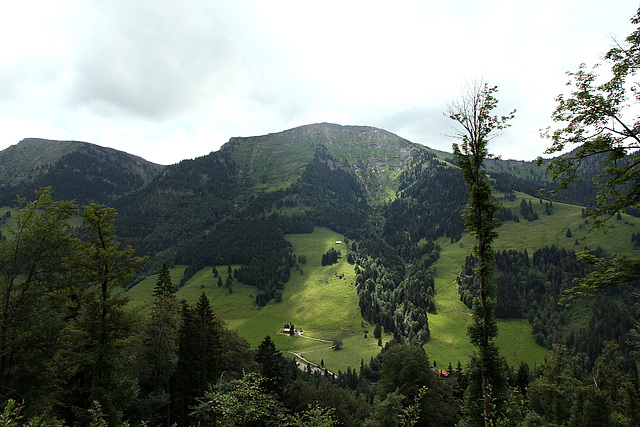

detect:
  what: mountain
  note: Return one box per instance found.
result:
[110,123,439,263]
[1,123,633,356]
[222,123,420,202]
[0,138,163,206]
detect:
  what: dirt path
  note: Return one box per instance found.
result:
[284,350,336,377]
[278,331,337,375]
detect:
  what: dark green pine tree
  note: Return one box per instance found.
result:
[174,292,224,426]
[154,263,175,298]
[136,263,181,426]
[254,335,285,395]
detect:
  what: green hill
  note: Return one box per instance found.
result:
[0,138,162,205]
[3,122,636,374]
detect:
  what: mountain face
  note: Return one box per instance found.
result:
[0,124,552,283]
[0,138,163,206]
[0,123,606,345]
[110,123,434,257]
[221,123,419,202]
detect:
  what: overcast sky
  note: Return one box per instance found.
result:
[0,1,638,165]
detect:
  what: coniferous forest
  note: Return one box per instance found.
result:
[4,7,640,426]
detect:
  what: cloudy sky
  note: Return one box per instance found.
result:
[0,1,638,165]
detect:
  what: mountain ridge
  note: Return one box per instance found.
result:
[0,137,163,205]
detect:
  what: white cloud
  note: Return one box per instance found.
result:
[0,0,638,164]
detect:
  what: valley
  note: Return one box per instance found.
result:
[3,122,640,425]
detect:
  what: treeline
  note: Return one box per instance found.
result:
[115,151,240,271]
[286,148,371,239]
[383,156,467,250]
[457,245,640,371]
[175,217,294,306]
[321,248,340,266]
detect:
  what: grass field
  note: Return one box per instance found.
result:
[424,236,548,368]
[126,197,640,373]
[126,227,391,373]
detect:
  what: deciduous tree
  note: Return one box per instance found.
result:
[0,188,76,412]
[538,7,640,299]
[56,204,145,425]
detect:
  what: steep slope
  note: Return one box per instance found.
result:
[222,123,419,203]
[0,138,163,205]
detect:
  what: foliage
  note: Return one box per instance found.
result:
[191,372,284,426]
[288,404,336,427]
[354,237,434,345]
[55,204,145,425]
[133,263,182,425]
[449,80,514,425]
[538,7,640,298]
[383,153,467,247]
[176,217,294,306]
[255,335,286,395]
[0,188,76,410]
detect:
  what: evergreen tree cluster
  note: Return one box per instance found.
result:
[383,158,468,249]
[494,205,518,222]
[114,151,239,268]
[457,245,640,371]
[519,197,539,221]
[354,238,435,345]
[176,217,294,306]
[321,248,340,266]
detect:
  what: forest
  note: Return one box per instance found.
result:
[3,5,640,426]
[2,189,639,426]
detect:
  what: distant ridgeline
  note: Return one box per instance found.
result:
[0,138,162,206]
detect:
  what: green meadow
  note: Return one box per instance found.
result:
[126,196,640,373]
[127,227,391,373]
[425,235,548,369]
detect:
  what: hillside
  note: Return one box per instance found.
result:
[1,122,637,375]
[0,138,163,205]
[222,123,419,202]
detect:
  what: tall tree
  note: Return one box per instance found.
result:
[56,204,145,425]
[254,335,285,395]
[448,80,514,426]
[135,263,181,426]
[0,188,76,413]
[538,6,640,299]
[174,292,224,425]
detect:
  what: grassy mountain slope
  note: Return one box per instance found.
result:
[222,123,419,202]
[0,138,163,205]
[4,123,637,373]
[127,227,388,373]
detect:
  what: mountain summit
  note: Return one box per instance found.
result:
[0,138,162,205]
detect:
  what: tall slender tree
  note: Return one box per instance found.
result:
[448,80,514,426]
[174,292,224,425]
[136,263,181,426]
